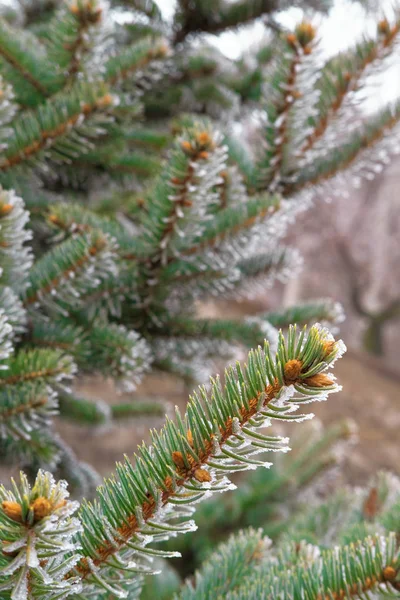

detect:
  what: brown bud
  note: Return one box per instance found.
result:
[172,451,186,469]
[31,497,52,522]
[322,340,336,358]
[170,177,182,185]
[0,203,13,217]
[378,19,391,36]
[383,566,397,581]
[2,501,23,523]
[286,33,297,47]
[198,151,209,160]
[284,359,303,381]
[48,214,61,225]
[97,94,113,108]
[295,22,316,49]
[194,468,211,483]
[181,140,193,154]
[304,373,334,388]
[186,429,194,447]
[196,131,212,147]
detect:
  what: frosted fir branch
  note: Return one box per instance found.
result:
[141,124,228,264]
[231,247,303,301]
[0,306,13,363]
[0,348,77,389]
[0,471,83,600]
[264,299,345,331]
[0,381,58,444]
[62,325,345,597]
[29,316,90,357]
[83,322,152,392]
[23,231,118,313]
[284,471,400,550]
[214,165,248,211]
[299,18,400,160]
[0,74,16,150]
[230,534,399,599]
[256,22,317,193]
[285,100,400,199]
[46,201,139,258]
[0,18,59,106]
[178,528,268,600]
[0,188,32,292]
[0,82,116,176]
[104,35,169,87]
[161,260,241,313]
[0,286,27,339]
[176,193,309,271]
[46,0,109,85]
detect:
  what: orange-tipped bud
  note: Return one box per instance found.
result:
[0,203,13,217]
[383,566,397,581]
[304,373,334,388]
[2,501,23,523]
[194,468,211,483]
[196,131,212,147]
[294,21,316,49]
[31,497,52,522]
[187,429,194,447]
[286,33,297,47]
[322,340,336,358]
[172,451,185,469]
[181,140,193,154]
[284,359,303,381]
[378,19,391,36]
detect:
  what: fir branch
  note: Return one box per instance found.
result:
[264,299,345,329]
[286,101,400,195]
[234,247,303,299]
[0,471,83,600]
[257,23,316,192]
[81,322,152,391]
[300,19,400,156]
[0,18,56,104]
[141,123,228,262]
[64,325,345,595]
[0,82,115,174]
[0,348,76,387]
[178,528,267,600]
[173,0,281,46]
[58,389,111,425]
[104,36,169,85]
[0,74,16,148]
[46,0,103,83]
[23,230,117,309]
[0,188,32,292]
[177,193,280,260]
[230,534,400,599]
[152,317,273,350]
[0,381,58,444]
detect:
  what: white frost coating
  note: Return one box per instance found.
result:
[0,471,83,600]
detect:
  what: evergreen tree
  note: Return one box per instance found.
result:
[0,0,399,598]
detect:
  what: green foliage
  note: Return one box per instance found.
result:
[0,325,346,598]
[0,1,399,598]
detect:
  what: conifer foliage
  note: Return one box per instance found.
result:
[0,0,400,598]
